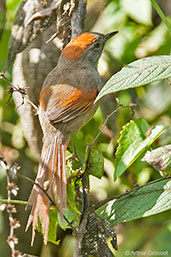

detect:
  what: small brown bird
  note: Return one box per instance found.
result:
[26,31,118,245]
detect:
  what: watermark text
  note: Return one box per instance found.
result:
[125,250,169,256]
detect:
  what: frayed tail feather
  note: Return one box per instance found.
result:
[25,134,67,245]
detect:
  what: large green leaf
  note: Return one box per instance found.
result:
[114,119,166,179]
[95,55,171,102]
[96,178,171,225]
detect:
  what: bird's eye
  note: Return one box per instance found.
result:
[94,42,100,49]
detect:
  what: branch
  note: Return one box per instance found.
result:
[73,168,91,256]
[71,0,87,39]
[25,0,62,27]
[73,177,90,257]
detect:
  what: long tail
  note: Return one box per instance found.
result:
[25,134,67,245]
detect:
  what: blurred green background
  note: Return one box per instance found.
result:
[0,0,171,256]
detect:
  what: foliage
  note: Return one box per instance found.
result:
[96,55,171,101]
[96,178,171,225]
[0,0,171,256]
[114,119,166,179]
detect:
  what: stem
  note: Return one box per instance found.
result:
[88,105,123,148]
[0,199,27,205]
[151,0,171,34]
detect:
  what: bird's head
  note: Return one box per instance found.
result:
[61,31,118,66]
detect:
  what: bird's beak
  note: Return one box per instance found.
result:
[105,31,118,41]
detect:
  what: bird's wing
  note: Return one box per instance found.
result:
[40,84,98,123]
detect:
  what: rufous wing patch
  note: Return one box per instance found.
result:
[46,87,98,123]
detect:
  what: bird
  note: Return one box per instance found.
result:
[25,31,118,245]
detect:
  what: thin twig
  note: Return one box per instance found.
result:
[18,172,57,208]
[0,199,27,205]
[0,73,38,111]
[23,254,38,257]
[89,102,136,148]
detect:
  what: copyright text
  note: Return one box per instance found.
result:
[125,250,169,256]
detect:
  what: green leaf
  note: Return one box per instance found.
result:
[47,208,59,245]
[72,132,86,163]
[96,178,171,225]
[95,55,171,102]
[67,181,80,214]
[121,0,152,25]
[114,119,166,179]
[88,149,104,179]
[58,208,79,231]
[142,145,171,172]
[57,183,80,231]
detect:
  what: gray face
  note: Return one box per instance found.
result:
[84,33,107,66]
